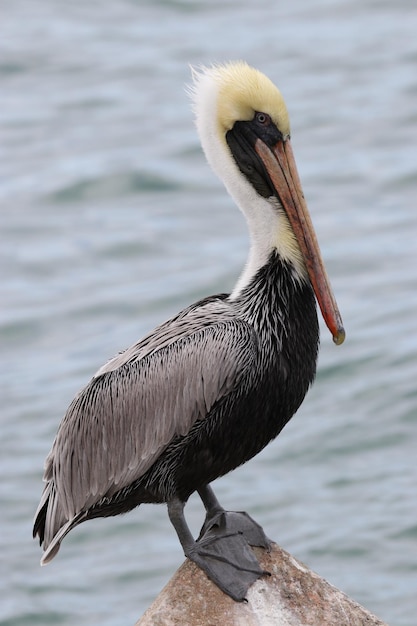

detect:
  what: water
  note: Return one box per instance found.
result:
[1,1,417,624]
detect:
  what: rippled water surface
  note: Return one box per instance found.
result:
[1,1,417,624]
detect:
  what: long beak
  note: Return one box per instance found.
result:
[255,138,345,345]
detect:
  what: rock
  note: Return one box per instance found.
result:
[136,542,388,626]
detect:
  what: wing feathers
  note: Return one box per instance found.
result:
[39,299,258,549]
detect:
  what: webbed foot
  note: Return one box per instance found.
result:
[187,512,268,601]
[168,490,271,602]
[198,509,272,550]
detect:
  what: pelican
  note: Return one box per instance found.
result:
[33,61,345,601]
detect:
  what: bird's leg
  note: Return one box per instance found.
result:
[197,483,223,514]
[197,484,272,551]
[167,496,266,602]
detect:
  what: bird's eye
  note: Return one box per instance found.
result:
[255,112,270,125]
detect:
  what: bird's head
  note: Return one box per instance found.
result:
[214,62,290,140]
[191,61,344,345]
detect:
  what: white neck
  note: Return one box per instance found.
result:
[191,68,307,299]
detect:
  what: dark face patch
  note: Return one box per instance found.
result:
[226,112,284,198]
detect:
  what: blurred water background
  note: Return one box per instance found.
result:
[1,0,417,624]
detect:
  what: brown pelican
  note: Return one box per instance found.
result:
[33,61,345,601]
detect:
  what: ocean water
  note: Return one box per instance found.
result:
[1,0,417,624]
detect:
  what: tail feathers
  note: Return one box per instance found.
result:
[33,481,85,565]
[40,515,84,565]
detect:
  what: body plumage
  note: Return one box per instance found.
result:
[34,61,343,600]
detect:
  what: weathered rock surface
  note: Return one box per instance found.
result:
[136,542,388,626]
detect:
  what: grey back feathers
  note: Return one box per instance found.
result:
[38,296,258,549]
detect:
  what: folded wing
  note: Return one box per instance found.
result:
[35,297,258,556]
